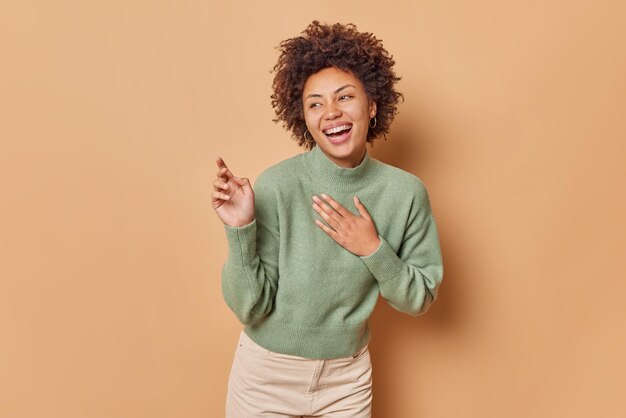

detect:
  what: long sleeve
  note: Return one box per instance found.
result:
[221,176,280,325]
[217,146,444,359]
[359,185,443,316]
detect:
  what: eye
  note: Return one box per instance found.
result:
[309,102,322,109]
[339,95,352,101]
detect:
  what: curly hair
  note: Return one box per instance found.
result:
[271,21,403,149]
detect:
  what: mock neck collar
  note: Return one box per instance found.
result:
[303,144,377,191]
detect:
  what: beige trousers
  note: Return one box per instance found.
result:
[226,331,373,418]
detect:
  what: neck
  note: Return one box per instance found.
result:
[303,145,377,191]
[329,148,367,168]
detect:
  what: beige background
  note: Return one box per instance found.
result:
[1,1,625,417]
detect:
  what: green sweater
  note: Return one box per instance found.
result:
[222,145,443,359]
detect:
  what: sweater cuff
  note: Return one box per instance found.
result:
[223,219,257,265]
[359,235,404,283]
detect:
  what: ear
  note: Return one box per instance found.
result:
[369,101,377,118]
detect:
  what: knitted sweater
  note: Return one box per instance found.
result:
[221,145,443,359]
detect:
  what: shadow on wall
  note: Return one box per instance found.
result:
[368,122,468,416]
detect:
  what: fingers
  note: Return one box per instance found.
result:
[312,194,369,220]
[233,176,251,188]
[317,193,348,217]
[353,195,371,219]
[212,190,230,201]
[213,157,254,204]
[232,176,253,197]
[213,178,229,192]
[312,196,341,230]
[215,156,234,181]
[211,189,231,209]
[217,166,233,182]
[314,218,339,240]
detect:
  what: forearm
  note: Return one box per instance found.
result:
[360,216,443,316]
[221,219,278,325]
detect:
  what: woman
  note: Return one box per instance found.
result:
[212,21,443,418]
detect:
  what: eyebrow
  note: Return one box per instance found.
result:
[305,84,356,100]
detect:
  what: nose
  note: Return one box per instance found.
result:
[324,103,342,120]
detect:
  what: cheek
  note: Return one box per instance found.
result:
[351,110,370,127]
[347,101,369,119]
[303,111,319,128]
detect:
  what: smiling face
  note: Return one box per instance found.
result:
[302,67,377,168]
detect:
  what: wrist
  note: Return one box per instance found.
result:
[361,236,381,257]
[224,218,255,228]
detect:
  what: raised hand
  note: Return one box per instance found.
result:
[311,193,381,257]
[212,157,255,227]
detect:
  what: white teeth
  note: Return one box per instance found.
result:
[324,125,351,135]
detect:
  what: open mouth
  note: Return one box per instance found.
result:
[322,124,352,142]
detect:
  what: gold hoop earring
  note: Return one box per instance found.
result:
[369,116,377,128]
[303,129,313,144]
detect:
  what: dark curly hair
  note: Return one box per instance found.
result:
[271,21,403,149]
